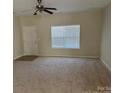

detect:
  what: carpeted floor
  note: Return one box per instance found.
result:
[13,57,111,93]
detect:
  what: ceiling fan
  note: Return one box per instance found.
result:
[33,0,57,15]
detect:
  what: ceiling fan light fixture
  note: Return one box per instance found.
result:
[33,0,57,15]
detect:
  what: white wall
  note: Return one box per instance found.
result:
[100,4,111,70]
[13,16,23,59]
[19,9,102,57]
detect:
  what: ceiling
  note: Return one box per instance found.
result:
[13,0,111,15]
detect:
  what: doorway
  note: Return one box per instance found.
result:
[22,25,39,55]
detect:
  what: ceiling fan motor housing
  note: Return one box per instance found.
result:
[36,5,44,12]
[37,0,42,4]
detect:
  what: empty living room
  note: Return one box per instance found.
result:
[3,0,124,92]
[13,0,111,93]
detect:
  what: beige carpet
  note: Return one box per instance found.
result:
[14,57,111,93]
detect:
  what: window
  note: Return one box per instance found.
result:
[51,25,80,49]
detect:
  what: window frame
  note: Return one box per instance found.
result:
[51,25,80,49]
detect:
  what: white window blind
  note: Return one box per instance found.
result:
[51,25,80,49]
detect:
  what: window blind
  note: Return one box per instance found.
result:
[51,25,80,49]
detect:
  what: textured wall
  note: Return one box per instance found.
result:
[100,4,111,70]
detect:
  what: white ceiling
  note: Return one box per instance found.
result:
[13,0,111,15]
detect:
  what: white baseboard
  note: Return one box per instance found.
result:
[40,54,99,59]
[13,54,24,60]
[100,58,111,71]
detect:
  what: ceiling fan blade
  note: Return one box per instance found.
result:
[33,10,38,15]
[33,12,37,15]
[44,7,57,10]
[44,9,53,14]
